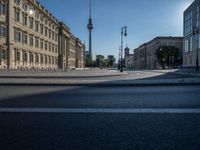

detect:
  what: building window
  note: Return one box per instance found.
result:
[45,55,47,64]
[1,49,7,60]
[23,3,28,11]
[23,14,27,26]
[35,54,39,63]
[35,12,39,19]
[29,35,33,46]
[15,0,20,5]
[29,53,33,63]
[0,25,6,37]
[15,30,21,42]
[49,43,51,52]
[55,34,58,41]
[184,11,193,36]
[190,37,192,51]
[52,57,54,65]
[55,46,58,53]
[45,42,48,50]
[40,15,44,22]
[49,29,51,38]
[0,2,7,15]
[52,32,54,40]
[197,6,200,27]
[40,24,43,34]
[35,21,39,32]
[35,37,39,48]
[29,17,34,29]
[23,51,27,62]
[52,45,55,52]
[15,8,20,22]
[45,27,48,36]
[22,33,27,44]
[184,39,189,53]
[40,40,43,49]
[40,55,43,63]
[45,19,48,25]
[15,50,20,61]
[55,58,58,65]
[49,56,51,64]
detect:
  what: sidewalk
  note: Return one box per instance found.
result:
[0,69,127,78]
[147,69,200,78]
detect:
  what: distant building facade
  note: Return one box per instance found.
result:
[0,0,84,70]
[124,46,134,68]
[183,0,200,69]
[134,36,183,69]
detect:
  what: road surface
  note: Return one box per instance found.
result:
[0,71,200,150]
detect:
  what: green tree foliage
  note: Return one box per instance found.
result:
[156,45,180,67]
[85,55,94,67]
[95,55,105,68]
[107,55,116,67]
[95,55,116,68]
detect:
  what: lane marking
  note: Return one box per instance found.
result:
[0,108,200,114]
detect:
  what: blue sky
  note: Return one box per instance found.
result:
[39,0,194,59]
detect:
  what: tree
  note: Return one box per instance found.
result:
[85,55,93,67]
[156,45,180,69]
[107,55,116,68]
[95,55,105,68]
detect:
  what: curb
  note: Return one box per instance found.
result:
[0,72,128,79]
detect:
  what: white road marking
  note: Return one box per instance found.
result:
[0,108,200,114]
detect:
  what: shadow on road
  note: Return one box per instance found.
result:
[0,70,199,108]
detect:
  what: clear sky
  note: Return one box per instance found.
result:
[39,0,194,59]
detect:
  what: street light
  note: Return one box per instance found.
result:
[120,26,127,72]
[193,26,199,71]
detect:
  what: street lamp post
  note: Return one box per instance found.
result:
[120,26,127,72]
[193,26,199,71]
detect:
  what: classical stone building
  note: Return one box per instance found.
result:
[0,0,84,70]
[124,46,134,68]
[134,36,183,69]
[183,0,200,69]
[75,38,84,68]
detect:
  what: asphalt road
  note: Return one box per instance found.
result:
[0,84,200,150]
[0,71,200,150]
[0,85,200,108]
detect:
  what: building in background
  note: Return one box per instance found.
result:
[0,0,84,70]
[134,36,183,69]
[124,46,134,68]
[75,38,84,68]
[183,0,200,70]
[134,44,146,69]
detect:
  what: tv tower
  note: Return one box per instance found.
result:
[87,0,93,58]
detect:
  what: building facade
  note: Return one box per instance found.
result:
[0,0,84,70]
[134,36,183,69]
[134,43,146,69]
[183,0,200,69]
